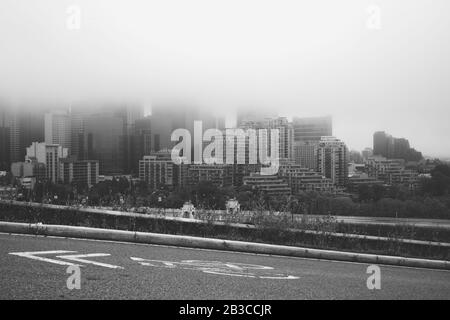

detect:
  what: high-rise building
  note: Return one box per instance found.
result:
[3,107,45,163]
[0,126,10,171]
[45,111,71,152]
[237,116,293,162]
[316,137,348,186]
[373,131,422,162]
[293,141,317,170]
[18,109,45,160]
[293,116,332,142]
[373,131,393,158]
[128,117,152,175]
[83,113,126,175]
[150,105,226,160]
[25,142,68,183]
[264,117,294,161]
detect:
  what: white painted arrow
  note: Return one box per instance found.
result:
[56,253,124,269]
[9,250,79,266]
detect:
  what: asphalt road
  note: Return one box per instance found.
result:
[0,233,449,300]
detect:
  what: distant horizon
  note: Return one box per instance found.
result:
[1,99,449,159]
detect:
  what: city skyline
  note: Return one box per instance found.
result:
[0,101,443,160]
[1,1,449,302]
[1,1,450,158]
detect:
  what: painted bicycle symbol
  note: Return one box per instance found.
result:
[130,258,299,279]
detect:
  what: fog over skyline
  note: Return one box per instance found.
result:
[0,0,449,157]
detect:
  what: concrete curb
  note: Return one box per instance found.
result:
[0,221,449,270]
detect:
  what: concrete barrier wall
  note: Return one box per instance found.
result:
[0,221,449,270]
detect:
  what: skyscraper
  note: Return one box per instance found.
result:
[129,117,152,175]
[0,107,11,171]
[292,116,332,142]
[263,117,294,161]
[293,141,317,170]
[83,113,126,175]
[0,127,10,171]
[45,111,71,152]
[3,108,45,163]
[373,131,422,162]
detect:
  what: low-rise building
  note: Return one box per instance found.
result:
[11,159,46,182]
[139,151,178,189]
[188,164,233,187]
[243,173,291,196]
[278,162,335,194]
[59,159,99,187]
[347,173,385,192]
[366,156,419,188]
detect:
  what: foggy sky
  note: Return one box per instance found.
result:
[0,0,449,157]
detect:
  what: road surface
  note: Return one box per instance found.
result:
[0,232,449,299]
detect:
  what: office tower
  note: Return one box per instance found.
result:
[151,104,226,161]
[45,111,71,152]
[70,107,86,160]
[18,109,45,159]
[59,159,99,188]
[0,107,10,171]
[293,141,317,170]
[124,104,144,134]
[126,117,153,175]
[237,116,293,161]
[0,127,10,171]
[292,116,332,142]
[316,137,348,186]
[5,108,45,163]
[83,113,126,175]
[263,117,294,161]
[373,131,393,158]
[373,131,422,161]
[26,142,68,183]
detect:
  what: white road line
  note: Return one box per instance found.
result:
[57,253,124,269]
[2,232,449,273]
[9,250,79,266]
